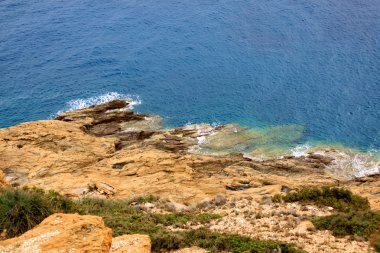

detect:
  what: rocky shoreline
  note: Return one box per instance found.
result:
[0,99,379,252]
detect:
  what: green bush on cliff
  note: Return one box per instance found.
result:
[272,186,380,247]
[152,212,222,226]
[374,236,380,253]
[0,187,77,238]
[151,228,306,253]
[127,195,159,204]
[272,187,369,212]
[312,210,380,239]
[0,189,305,252]
[179,229,306,253]
[77,198,221,234]
[79,198,305,253]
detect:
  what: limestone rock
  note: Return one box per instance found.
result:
[94,182,117,196]
[0,100,378,209]
[291,220,316,235]
[111,234,151,253]
[173,247,208,253]
[0,213,112,253]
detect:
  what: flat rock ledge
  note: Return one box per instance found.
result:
[0,99,378,209]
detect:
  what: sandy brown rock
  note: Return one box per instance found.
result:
[0,213,112,253]
[0,100,379,253]
[111,234,151,253]
[0,100,378,210]
[0,171,9,187]
[0,120,118,189]
[0,120,337,204]
[173,247,208,253]
[291,220,316,234]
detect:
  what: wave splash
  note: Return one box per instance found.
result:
[290,143,311,158]
[53,92,141,117]
[195,124,379,179]
[291,143,379,179]
[52,93,379,179]
[314,148,379,179]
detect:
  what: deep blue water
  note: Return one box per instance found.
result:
[1,0,380,150]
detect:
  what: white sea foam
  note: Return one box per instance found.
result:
[53,92,141,117]
[185,121,221,128]
[290,143,311,157]
[288,143,379,179]
[243,153,266,161]
[197,136,207,144]
[211,121,222,127]
[312,148,379,179]
[351,154,379,177]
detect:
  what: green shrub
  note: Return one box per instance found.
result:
[45,189,78,212]
[272,187,369,212]
[374,237,380,253]
[0,190,306,253]
[127,195,158,204]
[77,198,221,234]
[151,212,222,226]
[78,198,304,253]
[180,229,306,253]
[312,211,380,239]
[369,224,380,252]
[0,187,77,238]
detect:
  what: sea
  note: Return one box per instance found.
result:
[1,0,379,177]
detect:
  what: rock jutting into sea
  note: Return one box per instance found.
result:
[0,99,378,207]
[0,99,379,253]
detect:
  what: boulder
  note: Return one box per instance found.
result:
[111,234,151,253]
[291,220,316,235]
[0,213,112,253]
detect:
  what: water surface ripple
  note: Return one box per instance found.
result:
[0,0,379,151]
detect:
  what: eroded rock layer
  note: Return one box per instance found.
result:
[0,100,379,210]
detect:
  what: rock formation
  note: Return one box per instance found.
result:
[1,100,380,252]
[0,213,112,252]
[0,213,151,253]
[0,99,378,210]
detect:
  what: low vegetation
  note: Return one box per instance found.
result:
[159,229,306,253]
[372,233,380,253]
[77,198,221,235]
[272,186,369,212]
[0,187,305,252]
[0,187,76,238]
[312,211,380,239]
[273,186,380,246]
[78,198,304,252]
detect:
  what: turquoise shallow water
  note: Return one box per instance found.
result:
[0,0,380,153]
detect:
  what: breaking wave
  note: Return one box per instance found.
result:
[290,143,312,158]
[291,143,379,179]
[53,92,141,117]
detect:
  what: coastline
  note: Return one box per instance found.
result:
[0,99,379,252]
[45,93,380,180]
[0,99,378,207]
